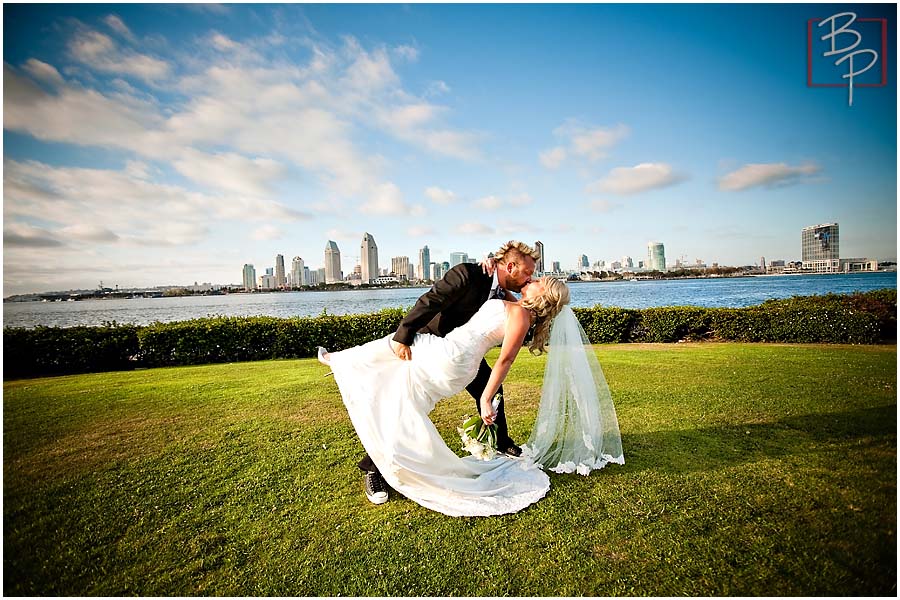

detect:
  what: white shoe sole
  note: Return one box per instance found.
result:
[366,492,388,505]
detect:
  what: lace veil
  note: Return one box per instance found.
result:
[523,306,624,474]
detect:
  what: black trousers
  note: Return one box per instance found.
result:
[357,356,510,473]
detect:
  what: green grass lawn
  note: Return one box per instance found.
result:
[4,343,896,596]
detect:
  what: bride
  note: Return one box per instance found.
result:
[318,276,623,517]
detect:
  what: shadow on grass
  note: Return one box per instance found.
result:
[615,404,896,475]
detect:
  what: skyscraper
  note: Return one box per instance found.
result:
[622,256,633,269]
[579,255,589,270]
[647,242,666,272]
[275,254,286,289]
[391,256,410,280]
[801,223,840,272]
[360,233,379,284]
[242,264,256,291]
[324,241,342,284]
[418,245,431,280]
[291,256,305,287]
[534,240,545,274]
[449,251,468,267]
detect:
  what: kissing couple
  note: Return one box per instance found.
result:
[318,240,623,517]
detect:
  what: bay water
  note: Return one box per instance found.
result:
[4,272,895,329]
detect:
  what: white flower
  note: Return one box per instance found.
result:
[576,463,591,476]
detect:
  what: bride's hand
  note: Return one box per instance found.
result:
[480,397,496,425]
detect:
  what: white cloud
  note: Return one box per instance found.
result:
[590,199,622,213]
[426,80,451,96]
[60,223,120,243]
[251,225,284,241]
[569,124,630,160]
[540,146,567,170]
[393,44,419,62]
[473,195,503,210]
[103,14,136,42]
[457,222,495,235]
[3,223,65,248]
[718,162,821,191]
[425,186,457,205]
[407,225,435,237]
[68,29,170,82]
[588,163,685,195]
[172,149,286,197]
[509,193,533,207]
[548,122,630,165]
[22,59,65,88]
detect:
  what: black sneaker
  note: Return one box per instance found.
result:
[364,471,389,505]
[499,441,522,457]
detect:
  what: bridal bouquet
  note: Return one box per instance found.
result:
[457,393,501,461]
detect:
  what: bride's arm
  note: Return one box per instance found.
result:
[479,304,531,425]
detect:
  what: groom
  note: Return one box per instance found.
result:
[358,240,540,505]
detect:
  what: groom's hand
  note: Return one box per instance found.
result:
[480,256,497,276]
[394,342,412,361]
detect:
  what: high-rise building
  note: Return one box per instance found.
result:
[450,252,468,267]
[647,242,666,272]
[242,264,256,291]
[265,267,274,276]
[391,256,410,280]
[275,254,286,289]
[534,241,545,274]
[303,266,311,286]
[431,262,442,281]
[418,245,431,280]
[441,261,450,274]
[408,264,415,281]
[622,256,633,269]
[317,267,326,284]
[360,233,379,284]
[802,223,840,272]
[579,255,589,270]
[552,261,561,273]
[324,241,342,284]
[259,273,276,290]
[291,256,305,287]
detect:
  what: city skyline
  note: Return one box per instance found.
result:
[3,4,896,296]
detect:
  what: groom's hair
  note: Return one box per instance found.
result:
[495,240,540,265]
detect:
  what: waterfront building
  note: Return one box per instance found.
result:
[449,251,468,267]
[579,255,589,270]
[610,261,622,271]
[442,261,450,274]
[647,242,666,272]
[360,233,379,284]
[841,258,878,272]
[324,241,342,284]
[259,273,276,290]
[534,241,545,274]
[408,264,415,281]
[760,256,766,271]
[418,245,431,280]
[266,267,274,276]
[242,264,256,291]
[801,223,840,272]
[391,256,410,281]
[292,256,306,287]
[552,260,561,272]
[374,275,400,284]
[622,256,633,269]
[275,254,286,289]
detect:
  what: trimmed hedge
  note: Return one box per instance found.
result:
[4,290,895,379]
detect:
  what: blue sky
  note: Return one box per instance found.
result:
[3,3,896,294]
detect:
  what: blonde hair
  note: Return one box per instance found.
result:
[520,276,570,355]
[494,240,540,265]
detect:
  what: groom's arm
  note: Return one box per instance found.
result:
[393,265,471,346]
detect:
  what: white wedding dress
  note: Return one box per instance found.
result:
[328,299,551,517]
